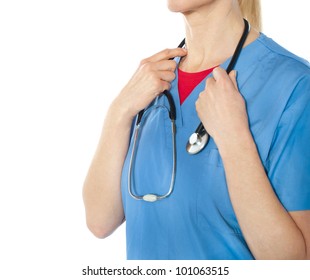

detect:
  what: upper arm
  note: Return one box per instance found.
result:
[267,76,310,259]
[267,76,310,212]
[290,210,310,259]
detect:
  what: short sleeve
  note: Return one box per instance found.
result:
[266,76,310,211]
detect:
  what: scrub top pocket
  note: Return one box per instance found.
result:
[195,148,241,235]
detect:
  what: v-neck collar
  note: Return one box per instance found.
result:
[169,33,266,128]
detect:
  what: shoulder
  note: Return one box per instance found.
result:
[250,33,310,106]
[257,33,310,71]
[257,33,310,86]
[239,33,310,89]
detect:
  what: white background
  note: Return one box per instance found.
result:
[0,1,309,279]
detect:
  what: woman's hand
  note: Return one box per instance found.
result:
[195,67,251,151]
[114,48,187,119]
[83,49,188,239]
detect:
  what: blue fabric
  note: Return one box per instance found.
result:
[120,34,310,260]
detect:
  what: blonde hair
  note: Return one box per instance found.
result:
[238,0,262,31]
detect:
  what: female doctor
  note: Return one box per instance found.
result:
[83,0,310,259]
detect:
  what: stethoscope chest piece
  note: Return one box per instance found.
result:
[186,132,209,155]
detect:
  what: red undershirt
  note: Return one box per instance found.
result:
[178,67,216,105]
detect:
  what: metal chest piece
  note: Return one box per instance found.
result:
[186,131,209,155]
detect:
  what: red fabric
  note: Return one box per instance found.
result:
[178,67,216,105]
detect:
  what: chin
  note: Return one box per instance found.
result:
[167,0,187,12]
[167,0,214,13]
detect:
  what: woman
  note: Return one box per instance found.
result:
[83,0,310,259]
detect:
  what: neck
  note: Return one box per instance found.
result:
[180,1,257,72]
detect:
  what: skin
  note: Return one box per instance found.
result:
[197,67,310,259]
[83,0,310,259]
[83,48,186,238]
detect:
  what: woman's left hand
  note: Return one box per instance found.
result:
[195,67,251,150]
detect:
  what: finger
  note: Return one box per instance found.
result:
[229,70,239,90]
[150,79,171,96]
[212,67,228,81]
[198,90,207,99]
[160,80,171,93]
[143,48,187,63]
[158,70,176,83]
[204,75,216,90]
[155,60,177,72]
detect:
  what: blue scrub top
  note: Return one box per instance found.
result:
[121,34,310,260]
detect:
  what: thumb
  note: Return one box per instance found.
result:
[229,70,238,90]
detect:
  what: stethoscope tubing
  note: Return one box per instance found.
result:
[128,19,250,202]
[128,102,177,202]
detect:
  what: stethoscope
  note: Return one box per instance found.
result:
[128,19,250,202]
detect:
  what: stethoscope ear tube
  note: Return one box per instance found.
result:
[226,19,250,73]
[136,39,186,126]
[136,90,176,125]
[178,38,186,48]
[163,91,176,120]
[186,18,250,155]
[136,109,145,125]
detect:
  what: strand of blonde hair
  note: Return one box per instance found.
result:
[238,0,262,31]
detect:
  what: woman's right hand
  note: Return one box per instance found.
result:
[114,48,187,118]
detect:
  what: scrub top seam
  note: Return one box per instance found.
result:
[265,76,309,170]
[257,35,310,66]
